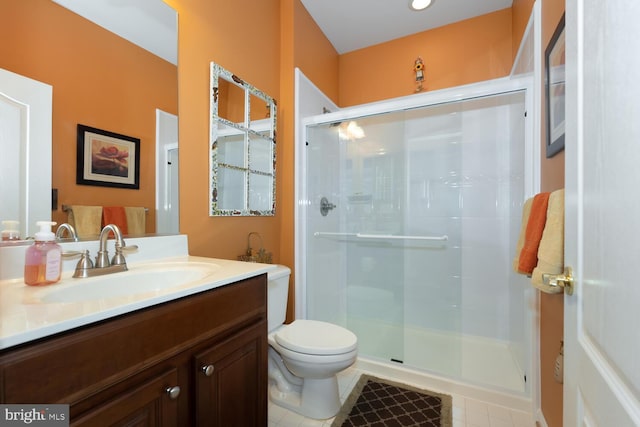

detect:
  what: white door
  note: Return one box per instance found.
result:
[0,68,52,239]
[155,109,179,234]
[564,1,640,425]
[166,146,179,233]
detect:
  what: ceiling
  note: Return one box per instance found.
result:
[301,0,514,54]
[52,0,177,65]
[52,0,514,64]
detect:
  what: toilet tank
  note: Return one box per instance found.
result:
[267,265,291,332]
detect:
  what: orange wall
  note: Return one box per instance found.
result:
[540,1,566,426]
[166,0,281,261]
[0,0,178,234]
[338,8,513,107]
[279,0,341,320]
[512,0,535,59]
[159,0,335,322]
[292,1,340,104]
[510,1,567,425]
[279,0,297,322]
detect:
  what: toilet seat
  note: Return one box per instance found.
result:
[274,319,357,356]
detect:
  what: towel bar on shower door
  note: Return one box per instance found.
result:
[313,232,448,241]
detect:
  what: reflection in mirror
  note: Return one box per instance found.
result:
[250,94,270,131]
[0,1,178,241]
[218,77,246,124]
[210,62,276,216]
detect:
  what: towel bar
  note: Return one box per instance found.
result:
[313,232,448,241]
[61,205,149,213]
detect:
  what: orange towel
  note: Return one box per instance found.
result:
[102,206,128,235]
[517,192,550,275]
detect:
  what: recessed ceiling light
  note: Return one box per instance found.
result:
[410,0,433,11]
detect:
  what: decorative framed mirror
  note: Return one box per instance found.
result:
[209,62,276,216]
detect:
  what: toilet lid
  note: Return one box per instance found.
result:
[275,320,357,356]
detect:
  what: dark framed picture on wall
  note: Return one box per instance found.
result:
[76,124,140,189]
[545,13,566,158]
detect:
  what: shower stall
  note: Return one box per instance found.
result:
[296,76,537,398]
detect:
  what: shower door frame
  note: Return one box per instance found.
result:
[296,75,539,320]
[295,75,540,402]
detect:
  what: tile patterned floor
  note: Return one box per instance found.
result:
[268,367,535,427]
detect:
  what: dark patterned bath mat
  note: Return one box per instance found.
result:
[331,374,452,427]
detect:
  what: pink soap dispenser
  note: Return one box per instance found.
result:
[24,221,62,286]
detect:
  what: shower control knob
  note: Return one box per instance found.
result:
[320,197,336,216]
[201,364,215,376]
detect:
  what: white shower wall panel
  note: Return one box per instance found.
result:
[460,99,523,340]
[403,108,462,333]
[401,96,524,340]
[457,95,528,381]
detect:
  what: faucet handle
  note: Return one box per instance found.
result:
[111,243,138,266]
[72,250,95,278]
[77,250,94,269]
[62,250,85,259]
[118,244,139,254]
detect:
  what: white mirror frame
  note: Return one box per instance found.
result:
[209,62,277,216]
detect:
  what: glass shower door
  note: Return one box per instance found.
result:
[305,116,407,364]
[343,115,407,364]
[302,85,530,393]
[305,103,467,372]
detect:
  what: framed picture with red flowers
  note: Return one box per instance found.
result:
[76,124,140,189]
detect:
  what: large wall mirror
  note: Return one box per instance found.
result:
[0,0,178,240]
[210,62,277,216]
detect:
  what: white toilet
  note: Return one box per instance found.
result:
[267,265,358,419]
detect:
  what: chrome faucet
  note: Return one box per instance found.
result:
[96,224,125,268]
[55,223,78,241]
[71,224,138,278]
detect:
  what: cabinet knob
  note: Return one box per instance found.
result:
[201,364,215,376]
[165,386,181,400]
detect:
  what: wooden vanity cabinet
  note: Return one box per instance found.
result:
[0,274,268,426]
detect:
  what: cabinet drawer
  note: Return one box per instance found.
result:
[71,368,179,427]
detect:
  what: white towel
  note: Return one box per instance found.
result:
[512,197,533,273]
[124,207,146,236]
[68,205,102,238]
[531,189,565,293]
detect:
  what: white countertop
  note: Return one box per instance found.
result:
[0,235,276,350]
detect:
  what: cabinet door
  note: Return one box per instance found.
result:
[71,369,180,427]
[194,322,267,427]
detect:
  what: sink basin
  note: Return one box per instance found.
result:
[40,261,220,303]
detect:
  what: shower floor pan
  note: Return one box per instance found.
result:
[347,317,526,394]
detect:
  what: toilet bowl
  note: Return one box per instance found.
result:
[267,266,358,419]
